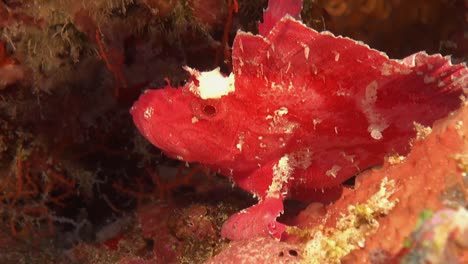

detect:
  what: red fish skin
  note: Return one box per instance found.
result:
[131,17,467,240]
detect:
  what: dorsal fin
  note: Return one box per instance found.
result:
[234,16,466,99]
[231,16,466,138]
[258,0,302,36]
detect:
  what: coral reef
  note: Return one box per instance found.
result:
[399,208,468,263]
[0,0,466,263]
[206,237,302,264]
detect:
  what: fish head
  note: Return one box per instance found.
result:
[131,67,245,164]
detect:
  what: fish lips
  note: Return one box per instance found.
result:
[130,88,192,156]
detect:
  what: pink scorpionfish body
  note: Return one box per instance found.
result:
[131,16,467,240]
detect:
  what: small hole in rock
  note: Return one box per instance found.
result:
[288,249,298,257]
[279,251,284,257]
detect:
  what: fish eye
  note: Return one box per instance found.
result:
[192,99,223,120]
[202,104,217,116]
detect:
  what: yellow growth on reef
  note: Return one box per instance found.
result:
[413,122,432,141]
[301,177,398,264]
[452,153,468,178]
[386,154,406,165]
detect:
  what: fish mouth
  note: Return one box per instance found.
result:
[130,88,182,138]
[130,91,207,162]
[130,98,155,141]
